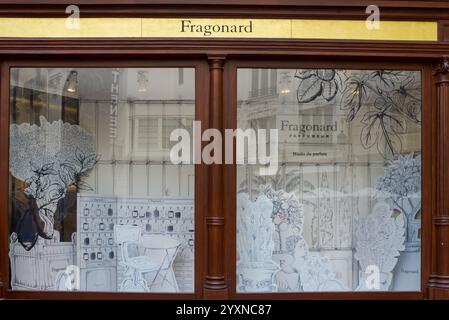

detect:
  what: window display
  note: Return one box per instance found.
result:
[236,68,422,292]
[8,67,195,292]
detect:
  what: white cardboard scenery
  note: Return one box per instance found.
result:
[354,201,406,291]
[237,193,278,292]
[9,230,76,290]
[375,153,422,290]
[238,185,347,292]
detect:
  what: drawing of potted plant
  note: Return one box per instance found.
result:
[375,153,421,245]
[375,153,421,290]
[9,116,97,250]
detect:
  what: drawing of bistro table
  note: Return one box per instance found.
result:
[141,234,181,292]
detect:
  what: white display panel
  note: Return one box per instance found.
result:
[77,194,194,292]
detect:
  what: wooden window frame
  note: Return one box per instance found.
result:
[223,59,433,300]
[0,59,209,300]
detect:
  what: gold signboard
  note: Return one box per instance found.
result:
[0,18,438,41]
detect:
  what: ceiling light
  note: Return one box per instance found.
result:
[137,70,149,92]
[66,71,78,93]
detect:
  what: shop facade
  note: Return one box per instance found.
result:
[0,0,448,300]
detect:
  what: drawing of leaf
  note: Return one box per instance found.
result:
[404,100,421,122]
[316,70,336,81]
[360,110,404,159]
[294,70,315,80]
[360,112,381,149]
[297,75,322,103]
[369,70,409,92]
[58,163,77,186]
[376,115,404,159]
[340,77,370,121]
[373,96,390,111]
[321,79,338,102]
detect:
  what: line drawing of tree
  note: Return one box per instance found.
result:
[10,116,98,250]
[375,153,421,243]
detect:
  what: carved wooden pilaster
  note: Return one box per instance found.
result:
[203,56,228,299]
[0,62,5,300]
[429,55,449,299]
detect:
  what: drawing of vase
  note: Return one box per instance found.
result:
[237,261,279,292]
[237,193,279,292]
[392,204,421,291]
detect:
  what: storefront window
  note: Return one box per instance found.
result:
[236,68,422,292]
[8,68,195,292]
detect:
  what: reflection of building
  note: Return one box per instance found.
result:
[78,68,195,197]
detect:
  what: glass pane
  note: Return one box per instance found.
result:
[9,67,195,292]
[236,68,422,292]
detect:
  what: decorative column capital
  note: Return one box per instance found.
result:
[433,56,449,83]
[207,55,226,70]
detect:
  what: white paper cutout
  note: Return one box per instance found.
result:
[238,185,348,292]
[294,252,347,292]
[375,153,421,244]
[318,171,335,248]
[9,231,76,290]
[375,153,421,291]
[261,185,304,255]
[237,193,279,292]
[354,201,406,291]
[263,185,347,291]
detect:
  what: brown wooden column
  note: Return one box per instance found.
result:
[429,56,449,299]
[0,261,3,299]
[0,62,5,300]
[203,56,228,299]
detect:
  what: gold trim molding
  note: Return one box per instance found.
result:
[0,18,438,41]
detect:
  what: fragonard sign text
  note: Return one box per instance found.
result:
[280,119,338,136]
[180,19,253,36]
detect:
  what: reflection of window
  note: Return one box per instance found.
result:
[136,117,193,150]
[137,118,159,149]
[163,118,182,149]
[249,69,278,98]
[178,68,184,85]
